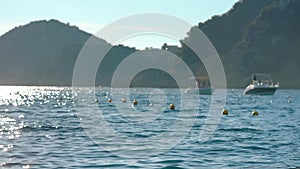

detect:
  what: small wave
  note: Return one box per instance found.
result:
[161,166,184,169]
[0,162,35,168]
[218,127,261,133]
[239,145,270,151]
[22,125,63,132]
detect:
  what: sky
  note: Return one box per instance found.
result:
[0,0,238,49]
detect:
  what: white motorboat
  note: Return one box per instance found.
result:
[244,74,279,95]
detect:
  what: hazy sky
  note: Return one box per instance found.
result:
[0,0,238,49]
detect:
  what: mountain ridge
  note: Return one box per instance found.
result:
[0,0,299,88]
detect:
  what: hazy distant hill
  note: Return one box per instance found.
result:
[0,20,138,86]
[0,0,299,88]
[0,20,100,85]
[0,19,180,87]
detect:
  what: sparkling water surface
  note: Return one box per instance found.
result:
[0,86,299,168]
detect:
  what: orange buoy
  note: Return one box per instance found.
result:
[133,100,138,105]
[252,110,259,116]
[169,103,175,110]
[222,109,228,115]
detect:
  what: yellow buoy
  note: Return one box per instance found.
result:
[252,111,259,116]
[95,99,99,103]
[222,109,228,115]
[169,103,175,110]
[121,98,126,103]
[133,100,138,105]
[107,99,112,103]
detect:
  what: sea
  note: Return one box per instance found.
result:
[0,86,299,169]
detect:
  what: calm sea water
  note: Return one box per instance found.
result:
[0,86,299,168]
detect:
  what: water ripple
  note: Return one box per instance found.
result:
[0,87,299,168]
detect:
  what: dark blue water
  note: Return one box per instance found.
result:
[0,86,299,168]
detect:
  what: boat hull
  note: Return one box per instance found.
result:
[185,88,214,95]
[199,88,214,95]
[244,87,277,95]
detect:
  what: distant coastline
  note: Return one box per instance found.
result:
[0,0,299,89]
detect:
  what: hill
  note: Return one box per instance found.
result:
[0,20,137,86]
[231,0,300,88]
[0,0,299,88]
[164,0,299,88]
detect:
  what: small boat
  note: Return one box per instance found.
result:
[185,76,214,95]
[244,74,279,95]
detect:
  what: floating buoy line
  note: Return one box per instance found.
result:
[94,96,265,116]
